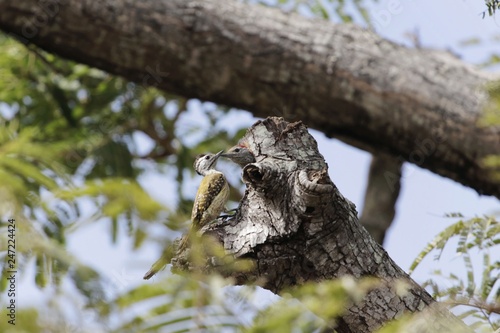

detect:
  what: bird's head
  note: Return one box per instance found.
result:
[221,144,255,167]
[194,150,223,176]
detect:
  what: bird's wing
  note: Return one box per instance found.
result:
[191,172,228,228]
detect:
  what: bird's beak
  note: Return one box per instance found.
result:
[209,150,224,168]
[220,150,234,158]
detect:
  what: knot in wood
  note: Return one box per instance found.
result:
[297,169,332,194]
[292,169,333,216]
[242,163,279,191]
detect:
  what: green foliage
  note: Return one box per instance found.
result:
[0,31,250,331]
[375,306,472,333]
[0,116,99,296]
[410,215,500,331]
[109,275,246,332]
[478,81,500,182]
[482,81,500,126]
[249,276,377,332]
[0,308,42,333]
[249,0,376,26]
[0,119,68,214]
[55,178,166,244]
[248,297,322,333]
[484,0,500,17]
[108,275,377,333]
[482,155,500,182]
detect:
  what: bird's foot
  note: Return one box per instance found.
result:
[219,208,238,218]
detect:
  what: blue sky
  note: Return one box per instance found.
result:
[10,0,500,329]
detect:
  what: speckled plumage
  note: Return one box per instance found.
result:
[191,169,229,229]
[178,151,230,251]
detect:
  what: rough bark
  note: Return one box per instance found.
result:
[0,0,499,198]
[173,117,471,333]
[360,154,403,244]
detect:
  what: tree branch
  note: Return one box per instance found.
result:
[360,153,403,244]
[0,0,498,197]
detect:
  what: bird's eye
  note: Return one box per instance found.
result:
[205,155,210,160]
[234,148,240,153]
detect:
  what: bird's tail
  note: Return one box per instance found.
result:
[143,243,175,280]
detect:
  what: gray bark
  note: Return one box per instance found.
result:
[173,117,471,333]
[360,154,403,244]
[0,0,499,197]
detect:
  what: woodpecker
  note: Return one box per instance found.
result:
[179,150,230,250]
[143,151,229,279]
[221,141,255,167]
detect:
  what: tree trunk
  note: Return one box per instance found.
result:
[360,154,403,244]
[0,0,498,198]
[173,117,470,333]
